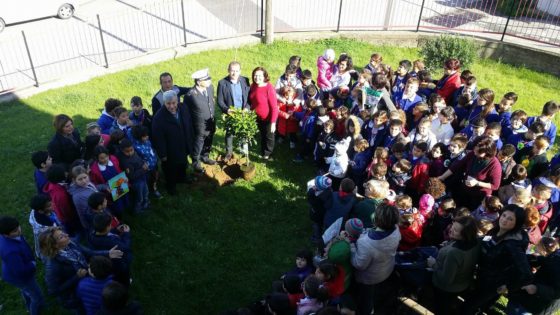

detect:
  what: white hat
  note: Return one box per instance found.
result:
[192,68,211,81]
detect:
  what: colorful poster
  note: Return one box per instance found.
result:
[108,172,129,201]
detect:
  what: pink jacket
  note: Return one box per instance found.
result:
[316,56,333,90]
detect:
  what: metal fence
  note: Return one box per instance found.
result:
[0,0,558,94]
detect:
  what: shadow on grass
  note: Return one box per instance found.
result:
[0,98,316,315]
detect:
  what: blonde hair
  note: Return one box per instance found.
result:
[354,139,370,153]
[512,188,532,207]
[395,195,413,210]
[39,227,64,258]
[364,180,389,199]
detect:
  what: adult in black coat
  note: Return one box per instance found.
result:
[184,69,216,172]
[151,90,193,195]
[217,61,251,161]
[47,114,84,167]
[507,238,560,315]
[463,204,533,314]
[151,72,189,115]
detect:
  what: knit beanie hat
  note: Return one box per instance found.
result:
[315,176,332,191]
[344,218,364,241]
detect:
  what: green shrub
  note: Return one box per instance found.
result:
[223,108,259,164]
[419,35,478,71]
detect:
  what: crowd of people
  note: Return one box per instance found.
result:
[1,47,560,315]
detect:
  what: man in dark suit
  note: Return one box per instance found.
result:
[184,69,216,172]
[151,90,193,195]
[217,61,251,161]
[151,72,189,115]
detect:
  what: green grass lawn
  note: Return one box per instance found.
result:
[0,38,559,314]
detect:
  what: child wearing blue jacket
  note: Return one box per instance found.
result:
[131,125,161,199]
[0,216,44,315]
[526,101,559,148]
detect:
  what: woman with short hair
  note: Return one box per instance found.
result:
[47,114,84,166]
[427,215,480,314]
[349,203,401,315]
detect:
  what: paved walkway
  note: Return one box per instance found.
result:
[0,0,558,99]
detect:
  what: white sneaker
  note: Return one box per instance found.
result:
[290,142,296,149]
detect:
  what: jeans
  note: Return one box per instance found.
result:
[9,277,44,315]
[131,179,149,212]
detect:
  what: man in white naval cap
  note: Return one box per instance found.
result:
[184,68,216,172]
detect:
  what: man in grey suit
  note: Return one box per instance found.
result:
[217,61,251,161]
[184,68,216,172]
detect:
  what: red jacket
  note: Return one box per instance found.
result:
[324,265,346,299]
[89,155,122,185]
[408,158,430,193]
[249,83,279,123]
[435,72,461,105]
[43,183,77,225]
[277,101,302,136]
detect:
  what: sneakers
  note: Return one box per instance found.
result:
[263,155,274,162]
[290,141,296,149]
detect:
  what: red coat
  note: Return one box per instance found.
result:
[277,102,302,136]
[89,155,122,185]
[435,71,461,105]
[408,159,430,193]
[43,183,77,225]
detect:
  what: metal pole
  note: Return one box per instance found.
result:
[97,14,109,68]
[264,0,273,44]
[336,0,343,32]
[383,0,395,31]
[180,0,187,47]
[416,0,426,32]
[260,0,264,37]
[21,31,39,87]
[501,0,517,41]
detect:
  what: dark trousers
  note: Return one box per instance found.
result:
[257,119,275,157]
[162,160,187,193]
[192,128,215,163]
[355,282,375,315]
[433,287,461,315]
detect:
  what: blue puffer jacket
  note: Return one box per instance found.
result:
[0,235,36,285]
[76,276,113,315]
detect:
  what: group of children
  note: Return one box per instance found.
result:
[3,48,560,315]
[0,97,160,314]
[223,51,560,315]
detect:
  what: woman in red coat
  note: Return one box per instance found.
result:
[249,67,279,160]
[438,135,502,210]
[435,58,461,105]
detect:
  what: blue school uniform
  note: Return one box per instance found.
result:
[416,87,433,102]
[526,116,557,148]
[391,75,407,103]
[395,94,423,113]
[501,125,527,142]
[34,169,48,196]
